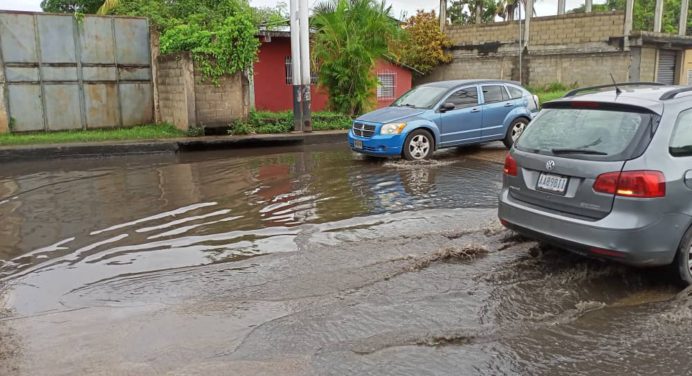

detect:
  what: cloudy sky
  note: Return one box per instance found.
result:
[0,0,607,18]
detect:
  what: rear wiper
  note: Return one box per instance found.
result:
[551,148,608,155]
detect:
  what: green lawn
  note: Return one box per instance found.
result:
[535,90,569,104]
[0,123,186,146]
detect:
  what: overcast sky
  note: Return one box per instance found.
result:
[0,0,608,18]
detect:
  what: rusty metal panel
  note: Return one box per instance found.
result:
[42,67,78,81]
[118,67,151,81]
[44,85,81,130]
[82,66,117,81]
[84,83,120,128]
[7,84,44,131]
[79,17,115,64]
[119,83,153,126]
[37,15,77,63]
[0,13,38,63]
[5,67,39,82]
[114,18,150,65]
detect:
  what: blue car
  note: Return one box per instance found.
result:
[348,80,539,160]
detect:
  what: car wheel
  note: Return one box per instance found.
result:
[503,118,529,149]
[402,129,434,160]
[672,226,692,286]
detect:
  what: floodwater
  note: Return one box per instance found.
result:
[0,143,689,375]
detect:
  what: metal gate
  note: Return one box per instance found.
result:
[0,12,153,132]
[657,49,678,85]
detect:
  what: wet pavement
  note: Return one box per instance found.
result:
[0,143,689,375]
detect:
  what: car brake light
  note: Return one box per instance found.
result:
[593,170,665,198]
[504,153,517,176]
[570,101,601,109]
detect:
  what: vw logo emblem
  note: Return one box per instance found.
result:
[546,160,556,171]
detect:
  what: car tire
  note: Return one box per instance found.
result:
[402,129,434,161]
[503,117,529,149]
[672,226,692,286]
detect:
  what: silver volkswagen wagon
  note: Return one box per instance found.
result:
[498,83,692,284]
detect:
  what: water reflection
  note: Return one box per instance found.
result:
[0,144,502,314]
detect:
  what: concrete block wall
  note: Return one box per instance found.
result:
[420,12,629,88]
[194,72,248,128]
[445,12,624,46]
[156,53,249,131]
[526,53,630,87]
[157,53,195,131]
[639,47,658,82]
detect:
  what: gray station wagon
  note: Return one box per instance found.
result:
[498,83,692,285]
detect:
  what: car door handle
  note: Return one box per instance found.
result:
[471,108,480,113]
[504,102,513,107]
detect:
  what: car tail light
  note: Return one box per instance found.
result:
[593,170,665,198]
[571,101,601,109]
[503,153,517,176]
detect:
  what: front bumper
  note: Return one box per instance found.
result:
[348,130,404,157]
[498,188,690,267]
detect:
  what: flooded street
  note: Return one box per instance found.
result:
[1,143,690,375]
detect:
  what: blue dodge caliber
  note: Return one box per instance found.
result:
[348,79,539,160]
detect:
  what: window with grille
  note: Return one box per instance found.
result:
[285,57,317,85]
[377,73,396,99]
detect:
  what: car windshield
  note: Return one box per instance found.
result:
[516,108,653,159]
[392,86,448,109]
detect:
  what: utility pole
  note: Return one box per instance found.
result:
[624,0,633,51]
[557,0,566,15]
[654,0,664,33]
[585,0,592,13]
[439,0,446,31]
[680,0,689,36]
[518,1,522,84]
[298,0,312,132]
[289,0,302,131]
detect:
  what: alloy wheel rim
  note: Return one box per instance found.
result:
[688,245,692,273]
[511,122,526,141]
[408,135,430,160]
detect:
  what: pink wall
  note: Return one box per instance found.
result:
[254,36,413,112]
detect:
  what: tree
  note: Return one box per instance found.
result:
[447,0,497,25]
[397,11,452,75]
[40,0,103,13]
[312,0,401,115]
[571,0,691,35]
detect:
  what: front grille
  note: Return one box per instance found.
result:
[352,122,376,138]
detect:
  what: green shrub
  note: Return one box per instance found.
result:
[230,111,353,135]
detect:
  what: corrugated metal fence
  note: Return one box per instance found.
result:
[0,12,154,132]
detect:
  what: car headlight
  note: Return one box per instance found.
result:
[380,123,406,135]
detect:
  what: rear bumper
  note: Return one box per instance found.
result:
[348,130,403,157]
[498,189,690,266]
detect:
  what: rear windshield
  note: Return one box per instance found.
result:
[516,108,654,160]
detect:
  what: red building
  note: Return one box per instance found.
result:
[254,30,413,112]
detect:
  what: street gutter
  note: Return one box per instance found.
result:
[0,130,348,163]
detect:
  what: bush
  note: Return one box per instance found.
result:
[230,111,353,135]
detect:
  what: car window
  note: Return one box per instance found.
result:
[516,108,652,160]
[392,86,449,109]
[670,109,692,157]
[506,86,524,99]
[482,85,508,104]
[445,87,479,109]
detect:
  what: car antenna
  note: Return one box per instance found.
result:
[609,73,622,96]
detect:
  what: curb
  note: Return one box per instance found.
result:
[0,130,348,163]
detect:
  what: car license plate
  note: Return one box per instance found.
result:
[537,173,568,194]
[354,140,363,149]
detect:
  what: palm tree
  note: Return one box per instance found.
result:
[312,0,401,115]
[97,0,118,15]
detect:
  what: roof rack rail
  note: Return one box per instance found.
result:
[564,82,664,97]
[659,87,692,100]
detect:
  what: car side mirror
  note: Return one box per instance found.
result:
[440,103,455,113]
